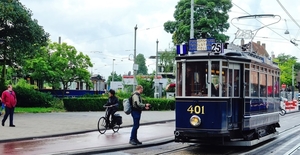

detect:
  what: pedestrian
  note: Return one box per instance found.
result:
[129,85,151,145]
[0,97,4,116]
[104,89,118,128]
[2,85,17,127]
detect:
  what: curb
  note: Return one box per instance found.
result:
[0,119,175,143]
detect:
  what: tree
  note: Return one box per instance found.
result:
[136,54,148,75]
[0,0,49,90]
[107,72,122,87]
[24,42,93,95]
[273,53,299,86]
[164,0,232,44]
[136,75,154,97]
[159,48,177,73]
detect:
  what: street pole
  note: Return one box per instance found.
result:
[190,0,194,39]
[133,25,138,92]
[292,64,294,99]
[155,39,159,98]
[112,59,115,82]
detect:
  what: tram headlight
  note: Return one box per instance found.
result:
[190,115,201,127]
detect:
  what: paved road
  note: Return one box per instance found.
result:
[0,111,175,142]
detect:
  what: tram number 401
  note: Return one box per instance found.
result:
[187,105,205,114]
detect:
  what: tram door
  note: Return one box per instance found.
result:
[228,63,241,129]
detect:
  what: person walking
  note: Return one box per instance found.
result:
[2,85,17,127]
[104,89,119,128]
[129,85,151,145]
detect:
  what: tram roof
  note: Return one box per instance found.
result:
[176,50,279,69]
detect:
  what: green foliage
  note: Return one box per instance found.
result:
[136,54,148,75]
[107,73,123,87]
[23,42,93,93]
[63,97,108,111]
[136,75,154,97]
[0,0,49,87]
[273,53,299,86]
[15,107,65,113]
[164,0,232,44]
[62,96,175,111]
[160,49,176,73]
[14,86,54,107]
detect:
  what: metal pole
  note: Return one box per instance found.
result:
[155,39,159,98]
[133,25,138,92]
[190,0,194,39]
[112,59,115,82]
[292,64,294,99]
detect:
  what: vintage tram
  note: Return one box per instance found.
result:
[174,44,281,146]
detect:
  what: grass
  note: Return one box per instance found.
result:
[14,107,66,113]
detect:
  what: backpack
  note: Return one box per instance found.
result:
[123,95,133,115]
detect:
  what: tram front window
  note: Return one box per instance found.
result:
[186,62,208,96]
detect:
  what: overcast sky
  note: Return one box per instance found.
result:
[20,0,300,79]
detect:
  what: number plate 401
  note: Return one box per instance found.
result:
[187,105,205,114]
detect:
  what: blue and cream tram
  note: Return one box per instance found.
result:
[174,45,281,146]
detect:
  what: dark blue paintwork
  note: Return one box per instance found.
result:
[175,99,228,130]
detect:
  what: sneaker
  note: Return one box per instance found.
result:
[136,139,142,145]
[129,139,137,145]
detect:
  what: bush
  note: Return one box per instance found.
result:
[14,86,55,107]
[63,95,175,111]
[63,97,108,111]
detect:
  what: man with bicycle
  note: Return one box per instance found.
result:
[104,89,119,128]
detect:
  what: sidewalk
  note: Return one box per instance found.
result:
[0,111,175,142]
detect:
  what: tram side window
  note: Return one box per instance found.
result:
[275,77,280,97]
[176,62,182,96]
[267,74,273,97]
[251,71,259,97]
[260,73,267,97]
[245,70,250,97]
[186,62,208,96]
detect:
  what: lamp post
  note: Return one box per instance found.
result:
[112,59,115,82]
[155,39,159,98]
[133,25,138,92]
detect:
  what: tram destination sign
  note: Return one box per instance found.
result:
[189,38,215,52]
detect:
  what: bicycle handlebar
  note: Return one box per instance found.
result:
[103,105,115,108]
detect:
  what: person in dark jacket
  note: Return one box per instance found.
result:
[2,85,17,127]
[129,85,151,145]
[104,89,119,128]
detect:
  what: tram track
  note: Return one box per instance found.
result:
[121,113,300,155]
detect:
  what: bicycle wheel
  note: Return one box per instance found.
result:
[112,124,120,133]
[98,117,107,134]
[279,109,286,116]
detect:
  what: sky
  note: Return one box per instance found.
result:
[19,0,300,80]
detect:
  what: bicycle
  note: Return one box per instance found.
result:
[279,105,286,116]
[97,106,122,134]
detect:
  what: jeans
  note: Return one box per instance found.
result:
[106,108,116,125]
[130,110,141,141]
[2,107,15,125]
